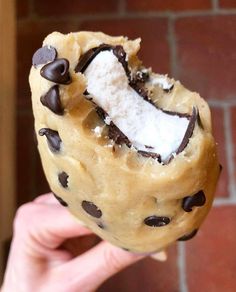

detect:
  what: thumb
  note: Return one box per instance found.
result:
[58,241,144,292]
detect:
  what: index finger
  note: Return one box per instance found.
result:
[14,201,92,250]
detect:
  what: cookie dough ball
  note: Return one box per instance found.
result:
[29,31,220,253]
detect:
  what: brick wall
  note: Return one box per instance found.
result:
[16,1,236,291]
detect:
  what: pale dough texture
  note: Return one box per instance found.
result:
[29,31,220,253]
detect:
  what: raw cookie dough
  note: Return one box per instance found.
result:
[29,31,220,253]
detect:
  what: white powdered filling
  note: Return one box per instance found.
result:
[151,75,173,91]
[84,51,189,160]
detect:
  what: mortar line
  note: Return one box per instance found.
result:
[212,0,219,11]
[223,105,236,198]
[178,242,188,292]
[29,0,37,19]
[168,16,178,78]
[208,99,236,107]
[118,0,126,15]
[20,8,236,22]
[18,9,236,24]
[214,197,236,206]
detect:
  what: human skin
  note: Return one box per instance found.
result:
[1,194,144,292]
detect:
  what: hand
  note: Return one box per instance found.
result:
[1,194,144,292]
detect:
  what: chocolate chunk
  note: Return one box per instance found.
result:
[40,85,64,115]
[32,46,57,67]
[53,193,68,207]
[82,201,102,218]
[97,223,104,229]
[58,172,69,188]
[138,150,161,161]
[40,58,71,84]
[178,229,198,241]
[38,128,62,152]
[144,216,170,227]
[182,190,206,212]
[176,107,197,155]
[83,89,90,96]
[108,122,131,147]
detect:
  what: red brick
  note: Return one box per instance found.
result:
[186,206,236,292]
[80,18,170,74]
[17,0,29,18]
[34,0,118,16]
[175,16,236,100]
[127,0,212,11]
[98,246,178,292]
[219,0,236,8]
[230,107,236,182]
[16,112,35,206]
[211,107,229,197]
[17,20,77,109]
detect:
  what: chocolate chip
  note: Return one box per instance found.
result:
[32,46,57,67]
[108,122,131,147]
[137,150,161,161]
[40,58,71,84]
[144,216,170,227]
[97,223,104,229]
[38,128,62,152]
[53,192,68,207]
[58,172,69,188]
[176,107,197,155]
[182,190,206,212]
[40,85,64,115]
[83,89,90,96]
[178,229,198,241]
[82,201,102,218]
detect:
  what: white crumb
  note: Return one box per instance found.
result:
[93,126,103,137]
[151,75,173,91]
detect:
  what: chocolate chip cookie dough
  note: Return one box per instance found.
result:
[29,31,220,253]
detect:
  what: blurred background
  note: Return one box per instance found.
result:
[1,0,236,291]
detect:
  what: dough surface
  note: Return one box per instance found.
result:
[29,31,220,253]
